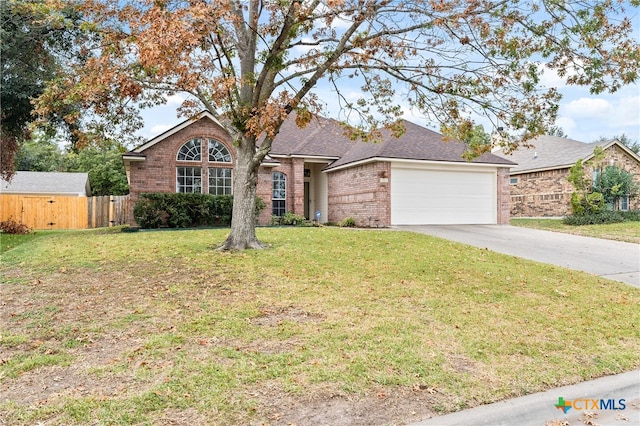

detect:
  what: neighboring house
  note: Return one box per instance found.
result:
[497,136,640,217]
[123,111,515,227]
[0,171,91,229]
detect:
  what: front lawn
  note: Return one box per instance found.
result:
[511,218,640,243]
[1,227,639,425]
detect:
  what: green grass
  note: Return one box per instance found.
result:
[0,231,42,254]
[511,218,640,243]
[1,227,639,425]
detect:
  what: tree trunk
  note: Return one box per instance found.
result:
[217,137,266,250]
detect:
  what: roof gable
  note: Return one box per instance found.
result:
[131,111,225,153]
[1,172,91,196]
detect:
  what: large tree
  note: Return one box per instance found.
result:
[0,0,60,179]
[36,0,639,249]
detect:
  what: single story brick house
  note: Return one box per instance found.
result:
[497,136,640,217]
[123,111,515,227]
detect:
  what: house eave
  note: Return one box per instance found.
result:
[260,161,281,167]
[122,155,146,162]
[324,157,516,173]
[510,165,573,175]
[270,153,340,162]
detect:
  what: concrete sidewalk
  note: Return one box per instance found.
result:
[411,370,640,426]
[398,225,640,287]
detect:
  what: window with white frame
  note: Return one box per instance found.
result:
[209,168,232,195]
[177,139,202,161]
[176,167,202,193]
[621,195,630,211]
[208,140,232,163]
[272,172,286,216]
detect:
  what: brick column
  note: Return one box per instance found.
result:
[291,158,305,216]
[497,167,511,224]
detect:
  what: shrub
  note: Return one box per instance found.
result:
[621,210,640,221]
[272,212,308,226]
[133,198,163,228]
[0,218,32,235]
[570,191,605,216]
[339,217,356,227]
[563,211,625,225]
[133,193,266,229]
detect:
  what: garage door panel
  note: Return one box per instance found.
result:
[391,166,496,225]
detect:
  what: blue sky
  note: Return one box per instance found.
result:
[135,3,640,148]
[137,77,640,146]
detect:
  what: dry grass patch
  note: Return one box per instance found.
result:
[511,218,640,243]
[1,227,639,425]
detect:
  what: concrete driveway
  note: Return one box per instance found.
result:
[397,225,640,287]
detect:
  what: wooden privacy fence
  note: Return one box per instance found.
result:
[88,195,130,228]
[0,194,130,229]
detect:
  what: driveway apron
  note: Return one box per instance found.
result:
[397,225,640,288]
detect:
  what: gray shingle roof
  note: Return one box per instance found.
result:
[496,135,609,174]
[1,172,91,196]
[325,120,515,170]
[269,113,354,158]
[132,111,516,168]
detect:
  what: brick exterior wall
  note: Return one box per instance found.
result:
[126,117,512,227]
[256,158,305,225]
[126,117,238,225]
[510,144,640,217]
[496,167,511,224]
[327,162,391,227]
[126,114,306,227]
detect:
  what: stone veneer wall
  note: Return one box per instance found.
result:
[327,162,391,227]
[510,144,640,217]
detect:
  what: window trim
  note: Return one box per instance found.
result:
[208,167,233,196]
[620,195,630,211]
[208,139,232,163]
[272,171,286,216]
[176,166,203,193]
[177,138,202,162]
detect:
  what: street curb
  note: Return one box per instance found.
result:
[411,370,640,426]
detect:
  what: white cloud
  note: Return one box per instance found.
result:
[555,116,576,135]
[612,95,640,128]
[563,97,613,118]
[537,63,568,89]
[556,90,640,142]
[166,93,186,107]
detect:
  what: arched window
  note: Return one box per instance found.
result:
[208,140,232,163]
[177,139,202,161]
[272,172,286,216]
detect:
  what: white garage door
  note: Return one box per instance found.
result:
[391,164,497,225]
